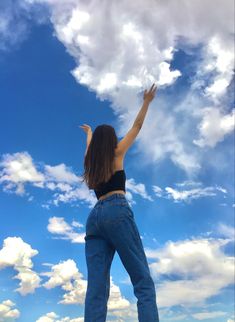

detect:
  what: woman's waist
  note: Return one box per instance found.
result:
[95,191,126,206]
[98,190,125,201]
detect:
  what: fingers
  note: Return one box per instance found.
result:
[150,83,155,91]
[146,83,157,93]
[151,83,157,92]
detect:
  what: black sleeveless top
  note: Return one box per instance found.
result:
[94,169,126,200]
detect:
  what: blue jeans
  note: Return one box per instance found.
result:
[84,193,159,322]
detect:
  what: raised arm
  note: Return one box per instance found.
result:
[133,83,157,128]
[116,83,157,156]
[79,124,93,155]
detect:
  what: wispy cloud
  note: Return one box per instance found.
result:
[192,310,227,320]
[0,0,47,51]
[152,181,227,202]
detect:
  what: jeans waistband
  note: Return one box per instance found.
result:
[95,193,126,206]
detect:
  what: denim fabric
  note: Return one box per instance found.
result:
[84,193,160,322]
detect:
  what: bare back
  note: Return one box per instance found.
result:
[98,125,141,200]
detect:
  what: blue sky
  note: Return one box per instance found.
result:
[0,1,234,321]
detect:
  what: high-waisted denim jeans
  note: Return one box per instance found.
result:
[84,193,159,322]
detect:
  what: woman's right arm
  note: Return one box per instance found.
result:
[133,83,157,128]
[116,83,157,156]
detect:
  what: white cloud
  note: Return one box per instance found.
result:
[44,164,80,183]
[0,151,97,208]
[152,181,227,202]
[36,311,84,322]
[0,300,20,321]
[0,151,229,208]
[126,178,153,202]
[152,185,163,197]
[47,217,85,243]
[203,36,234,102]
[165,186,217,202]
[107,276,130,311]
[193,108,235,148]
[0,151,45,195]
[39,0,234,174]
[158,62,182,86]
[217,222,235,240]
[42,259,84,291]
[145,236,234,308]
[0,151,157,208]
[40,258,132,320]
[1,0,234,175]
[0,237,41,295]
[50,185,95,208]
[192,310,227,320]
[0,0,47,51]
[40,259,88,306]
[175,181,203,187]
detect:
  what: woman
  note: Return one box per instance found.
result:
[80,83,159,322]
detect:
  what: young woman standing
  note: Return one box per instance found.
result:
[80,83,159,322]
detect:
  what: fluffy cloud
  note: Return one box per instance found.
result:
[0,151,156,208]
[145,236,234,308]
[203,36,234,102]
[0,300,20,321]
[193,108,235,148]
[40,258,132,320]
[0,151,45,195]
[0,237,41,295]
[42,259,85,300]
[0,151,96,208]
[47,217,85,243]
[0,0,234,176]
[44,164,80,183]
[37,0,234,175]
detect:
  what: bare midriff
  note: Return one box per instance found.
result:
[98,189,125,201]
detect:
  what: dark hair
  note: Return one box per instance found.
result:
[81,124,118,190]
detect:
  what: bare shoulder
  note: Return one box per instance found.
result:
[115,125,141,157]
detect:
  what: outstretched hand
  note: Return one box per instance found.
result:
[143,83,157,103]
[79,124,92,134]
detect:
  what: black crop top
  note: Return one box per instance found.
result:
[94,169,126,200]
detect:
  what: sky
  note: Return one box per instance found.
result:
[0,0,234,321]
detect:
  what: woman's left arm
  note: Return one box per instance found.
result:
[79,124,93,155]
[85,130,92,154]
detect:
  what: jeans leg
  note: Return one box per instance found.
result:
[84,236,115,322]
[102,207,159,322]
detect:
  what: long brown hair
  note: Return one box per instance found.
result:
[81,124,118,190]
